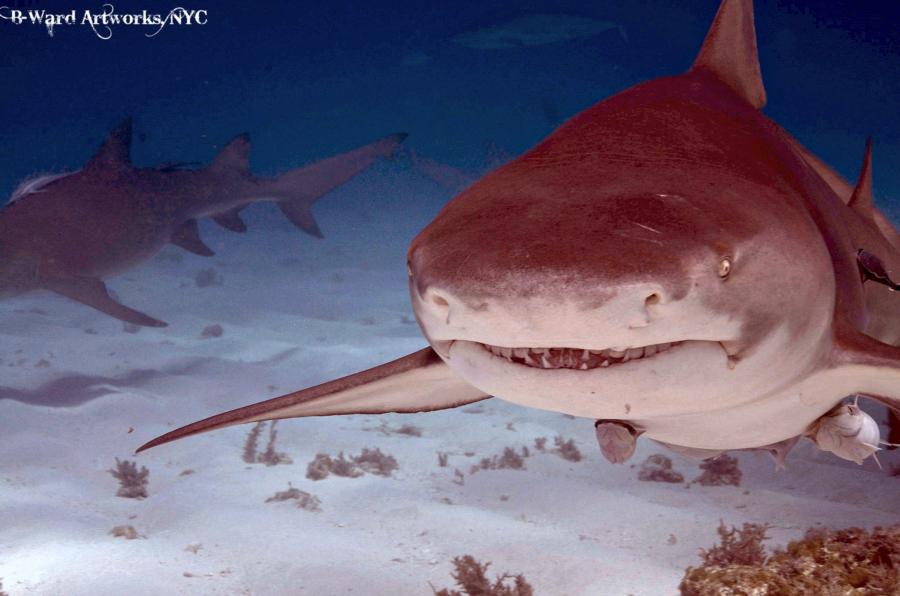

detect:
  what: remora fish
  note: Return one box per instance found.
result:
[1,120,406,326]
[140,0,900,467]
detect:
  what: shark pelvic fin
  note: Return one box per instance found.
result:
[690,0,766,109]
[271,132,408,238]
[210,133,251,176]
[211,206,248,233]
[137,347,488,452]
[85,118,133,171]
[45,277,167,327]
[171,219,215,256]
[847,138,875,219]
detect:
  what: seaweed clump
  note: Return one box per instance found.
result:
[109,458,149,499]
[680,523,900,595]
[109,525,143,540]
[699,521,770,567]
[242,421,292,466]
[693,454,742,487]
[552,435,582,462]
[637,454,684,483]
[265,483,321,511]
[432,555,534,596]
[470,447,527,474]
[306,448,398,480]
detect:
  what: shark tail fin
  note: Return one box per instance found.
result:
[136,347,487,453]
[268,132,407,238]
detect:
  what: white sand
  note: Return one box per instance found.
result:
[1,166,898,595]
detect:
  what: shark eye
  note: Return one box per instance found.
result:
[717,257,732,279]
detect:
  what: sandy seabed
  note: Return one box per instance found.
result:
[0,201,897,596]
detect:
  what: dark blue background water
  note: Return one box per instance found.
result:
[1,0,899,221]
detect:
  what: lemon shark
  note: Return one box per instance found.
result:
[140,0,900,467]
[1,121,406,327]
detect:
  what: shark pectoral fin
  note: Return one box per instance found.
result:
[831,324,900,417]
[888,411,900,447]
[211,207,248,233]
[45,277,167,327]
[136,347,488,453]
[171,219,215,256]
[270,132,408,238]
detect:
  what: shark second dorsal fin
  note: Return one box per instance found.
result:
[690,0,766,109]
[848,138,875,220]
[85,118,133,171]
[210,133,250,176]
[211,206,248,233]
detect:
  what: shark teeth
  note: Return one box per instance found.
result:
[481,341,682,370]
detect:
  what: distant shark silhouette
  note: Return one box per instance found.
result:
[451,13,627,49]
[408,141,513,193]
[141,0,899,467]
[0,121,406,326]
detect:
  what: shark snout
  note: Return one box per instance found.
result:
[412,280,675,349]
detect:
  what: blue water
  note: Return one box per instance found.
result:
[1,0,898,211]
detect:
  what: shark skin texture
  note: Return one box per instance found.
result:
[0,120,406,327]
[139,0,900,469]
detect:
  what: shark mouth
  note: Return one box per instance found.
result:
[480,341,684,370]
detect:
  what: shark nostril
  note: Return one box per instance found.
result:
[425,291,451,323]
[645,292,661,307]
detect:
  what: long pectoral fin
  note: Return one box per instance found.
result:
[171,219,215,256]
[831,323,900,416]
[45,277,167,327]
[137,347,488,452]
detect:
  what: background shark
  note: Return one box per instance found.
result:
[0,121,405,326]
[450,13,628,49]
[139,0,900,466]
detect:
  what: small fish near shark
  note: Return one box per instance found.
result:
[0,121,406,327]
[140,0,900,471]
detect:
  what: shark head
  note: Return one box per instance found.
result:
[408,0,837,441]
[136,0,900,465]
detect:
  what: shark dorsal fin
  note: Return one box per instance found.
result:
[85,118,133,171]
[690,0,767,109]
[848,138,875,219]
[210,133,251,176]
